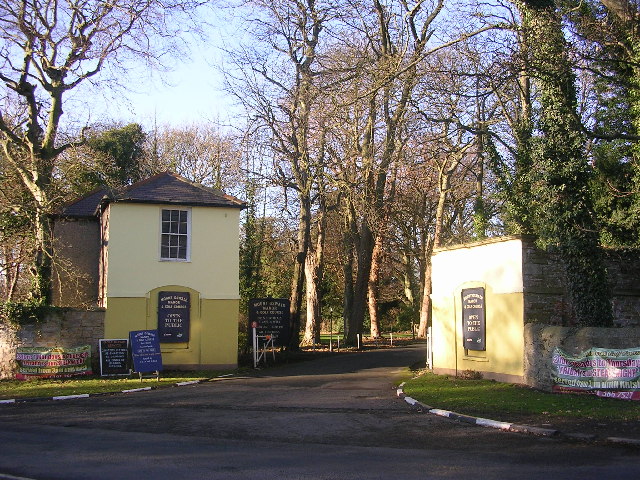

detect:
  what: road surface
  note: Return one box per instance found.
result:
[1,344,638,479]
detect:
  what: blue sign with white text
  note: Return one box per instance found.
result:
[158,291,190,343]
[129,330,163,373]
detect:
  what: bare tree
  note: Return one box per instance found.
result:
[331,0,497,344]
[150,123,243,192]
[225,0,333,348]
[0,0,208,301]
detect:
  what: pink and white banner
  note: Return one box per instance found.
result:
[551,347,640,401]
[15,345,92,380]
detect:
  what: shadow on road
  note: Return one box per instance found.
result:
[249,342,428,378]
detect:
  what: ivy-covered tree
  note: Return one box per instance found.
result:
[515,0,613,326]
[590,76,639,247]
[560,0,640,247]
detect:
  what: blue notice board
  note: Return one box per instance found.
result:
[158,291,190,343]
[129,330,163,373]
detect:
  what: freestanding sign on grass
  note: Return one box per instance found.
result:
[99,339,130,376]
[248,298,291,347]
[129,330,163,378]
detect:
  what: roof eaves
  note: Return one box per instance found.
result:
[112,198,246,209]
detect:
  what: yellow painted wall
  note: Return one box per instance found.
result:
[103,203,241,369]
[104,287,239,369]
[104,298,148,338]
[431,237,525,383]
[105,203,240,299]
[201,298,239,368]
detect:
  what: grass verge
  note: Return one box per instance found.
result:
[0,370,232,400]
[403,371,640,423]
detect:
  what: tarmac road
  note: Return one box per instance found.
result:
[0,343,639,479]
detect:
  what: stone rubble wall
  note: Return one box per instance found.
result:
[524,323,640,391]
[51,218,102,308]
[0,309,105,379]
[522,238,640,327]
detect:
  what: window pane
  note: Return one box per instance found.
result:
[161,209,189,260]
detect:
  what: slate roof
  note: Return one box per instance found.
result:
[58,188,109,218]
[58,172,246,218]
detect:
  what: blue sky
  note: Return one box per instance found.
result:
[69,10,244,130]
[82,50,238,129]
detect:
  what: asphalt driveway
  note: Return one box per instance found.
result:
[1,343,639,479]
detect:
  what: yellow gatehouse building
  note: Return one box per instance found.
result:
[52,172,245,369]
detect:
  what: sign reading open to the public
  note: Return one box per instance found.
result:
[462,287,486,351]
[248,298,291,347]
[158,291,190,343]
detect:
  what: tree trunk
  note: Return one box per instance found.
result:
[417,148,461,337]
[289,195,312,350]
[342,204,356,339]
[302,252,321,346]
[32,208,53,303]
[347,219,374,344]
[417,259,432,338]
[302,202,326,346]
[473,99,487,239]
[368,232,383,338]
[401,249,416,308]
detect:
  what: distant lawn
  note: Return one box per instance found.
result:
[0,370,233,400]
[318,332,415,346]
[403,372,640,423]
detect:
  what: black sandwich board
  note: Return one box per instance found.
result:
[462,287,486,351]
[99,338,130,376]
[158,291,190,342]
[248,298,291,347]
[129,329,163,374]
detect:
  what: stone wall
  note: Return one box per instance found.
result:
[0,309,105,379]
[522,237,640,327]
[524,323,640,391]
[52,218,101,307]
[606,250,640,327]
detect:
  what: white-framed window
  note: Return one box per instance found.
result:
[160,208,191,261]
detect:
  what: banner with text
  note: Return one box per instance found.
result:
[15,345,92,380]
[552,347,640,401]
